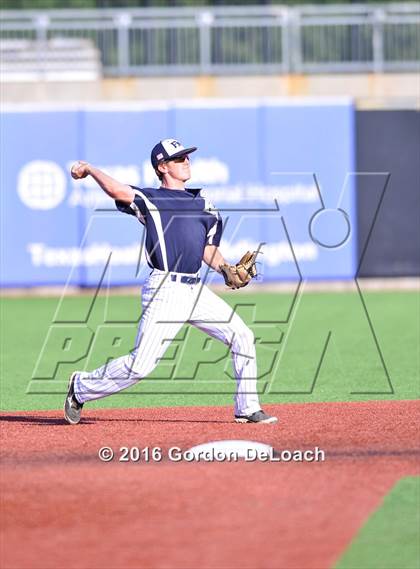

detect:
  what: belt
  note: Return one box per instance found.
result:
[170,274,200,285]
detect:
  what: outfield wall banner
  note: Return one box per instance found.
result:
[0,100,356,287]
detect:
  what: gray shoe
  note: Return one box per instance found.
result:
[64,371,84,425]
[235,410,278,424]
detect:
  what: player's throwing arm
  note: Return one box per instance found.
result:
[71,161,134,204]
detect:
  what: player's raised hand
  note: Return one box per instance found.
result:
[71,161,90,180]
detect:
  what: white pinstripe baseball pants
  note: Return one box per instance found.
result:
[74,270,261,416]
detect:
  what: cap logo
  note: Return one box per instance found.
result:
[156,153,163,160]
[162,138,185,156]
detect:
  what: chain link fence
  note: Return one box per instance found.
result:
[1,4,419,76]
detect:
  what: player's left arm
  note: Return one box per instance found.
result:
[202,206,259,287]
[203,245,226,273]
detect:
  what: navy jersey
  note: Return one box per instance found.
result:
[116,186,223,274]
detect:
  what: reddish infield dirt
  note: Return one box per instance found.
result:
[1,400,419,569]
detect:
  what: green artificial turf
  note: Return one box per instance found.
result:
[335,476,420,569]
[1,289,419,411]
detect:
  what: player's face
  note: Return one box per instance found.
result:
[164,154,191,182]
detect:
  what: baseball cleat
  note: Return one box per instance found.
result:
[234,409,278,424]
[64,371,84,425]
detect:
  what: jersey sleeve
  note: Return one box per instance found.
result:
[206,212,223,246]
[201,191,223,247]
[115,186,147,224]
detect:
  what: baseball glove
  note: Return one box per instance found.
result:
[219,251,259,290]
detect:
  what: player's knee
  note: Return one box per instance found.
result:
[129,353,158,379]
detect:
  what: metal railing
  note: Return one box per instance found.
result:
[0,4,419,76]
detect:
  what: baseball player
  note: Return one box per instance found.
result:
[64,138,277,425]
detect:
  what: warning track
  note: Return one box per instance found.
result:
[1,400,419,569]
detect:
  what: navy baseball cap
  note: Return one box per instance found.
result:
[151,138,197,169]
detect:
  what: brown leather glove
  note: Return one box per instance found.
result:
[219,251,258,290]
